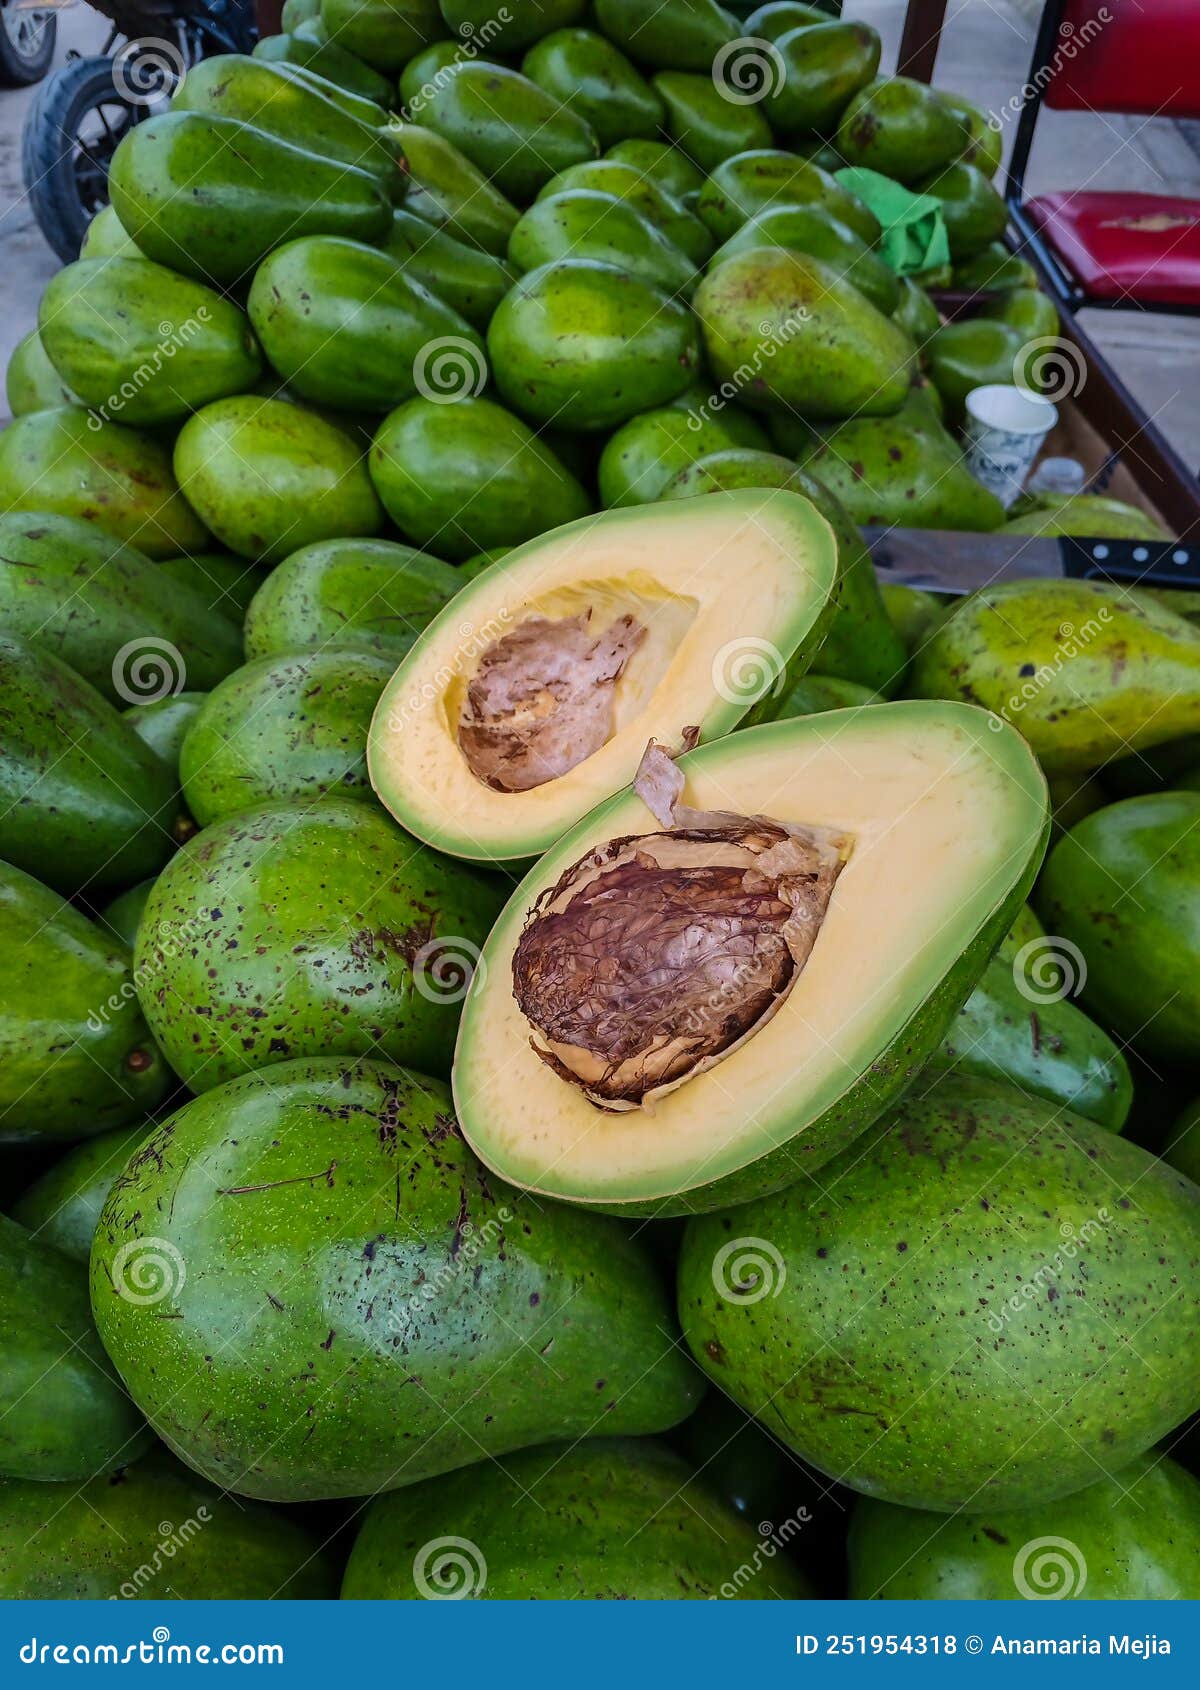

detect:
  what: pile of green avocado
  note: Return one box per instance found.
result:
[2,0,1198,1607]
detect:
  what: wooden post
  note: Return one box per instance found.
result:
[897,0,949,83]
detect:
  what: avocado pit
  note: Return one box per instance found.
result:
[512,739,850,1110]
[458,610,647,793]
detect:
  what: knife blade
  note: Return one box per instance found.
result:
[865,527,1200,597]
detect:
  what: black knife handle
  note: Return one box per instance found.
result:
[1059,536,1200,587]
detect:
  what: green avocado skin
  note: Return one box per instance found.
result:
[248,236,487,413]
[252,32,394,105]
[344,1437,809,1598]
[12,1123,151,1262]
[418,62,599,204]
[320,0,440,73]
[489,260,702,431]
[98,878,158,951]
[766,21,881,137]
[91,1060,702,1501]
[5,328,76,415]
[0,513,242,703]
[243,536,460,662]
[443,0,587,53]
[930,954,1133,1131]
[835,76,966,182]
[893,277,941,342]
[370,394,592,559]
[391,123,520,256]
[594,0,736,71]
[0,862,171,1143]
[712,203,900,316]
[173,52,403,195]
[523,29,663,150]
[849,1451,1200,1599]
[109,111,389,287]
[383,209,514,330]
[0,1456,336,1598]
[39,257,261,427]
[679,1073,1200,1511]
[0,1215,149,1481]
[134,798,504,1090]
[537,158,712,264]
[123,692,206,779]
[792,392,1005,530]
[600,404,771,508]
[0,633,180,896]
[658,447,907,695]
[654,72,773,172]
[158,553,262,622]
[173,396,383,564]
[0,408,209,561]
[697,150,881,245]
[509,189,700,298]
[926,319,1026,420]
[606,138,705,202]
[696,247,915,419]
[917,160,1009,259]
[179,647,394,825]
[1037,793,1200,1065]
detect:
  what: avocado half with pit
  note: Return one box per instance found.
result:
[367,491,839,863]
[453,701,1049,1215]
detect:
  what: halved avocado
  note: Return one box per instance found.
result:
[367,491,838,863]
[453,701,1048,1215]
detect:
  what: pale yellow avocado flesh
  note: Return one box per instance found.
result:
[453,701,1048,1209]
[367,492,838,862]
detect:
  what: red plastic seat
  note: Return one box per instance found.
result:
[1026,191,1200,308]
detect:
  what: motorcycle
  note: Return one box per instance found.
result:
[21,0,256,263]
[0,0,57,86]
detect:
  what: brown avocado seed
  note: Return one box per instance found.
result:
[511,739,851,1110]
[458,609,647,794]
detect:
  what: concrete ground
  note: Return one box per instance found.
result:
[1,0,1197,467]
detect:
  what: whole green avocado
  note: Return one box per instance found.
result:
[91,1059,701,1501]
[369,394,592,558]
[489,260,702,430]
[849,1451,1200,1599]
[1,1215,149,1481]
[0,408,209,561]
[522,28,663,149]
[0,632,180,895]
[593,0,737,71]
[390,123,519,256]
[695,246,915,418]
[0,1455,336,1598]
[0,861,171,1143]
[179,647,394,825]
[108,111,390,287]
[173,396,383,564]
[343,1437,811,1598]
[1037,792,1200,1065]
[318,0,440,74]
[678,1073,1200,1512]
[5,328,76,415]
[382,209,514,330]
[0,512,241,703]
[911,578,1200,773]
[134,797,503,1089]
[835,75,966,182]
[508,189,701,297]
[653,71,773,171]
[243,536,460,662]
[417,61,599,204]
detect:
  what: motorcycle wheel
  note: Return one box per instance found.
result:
[21,55,142,263]
[0,3,56,87]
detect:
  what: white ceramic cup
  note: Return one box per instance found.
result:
[962,384,1059,508]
